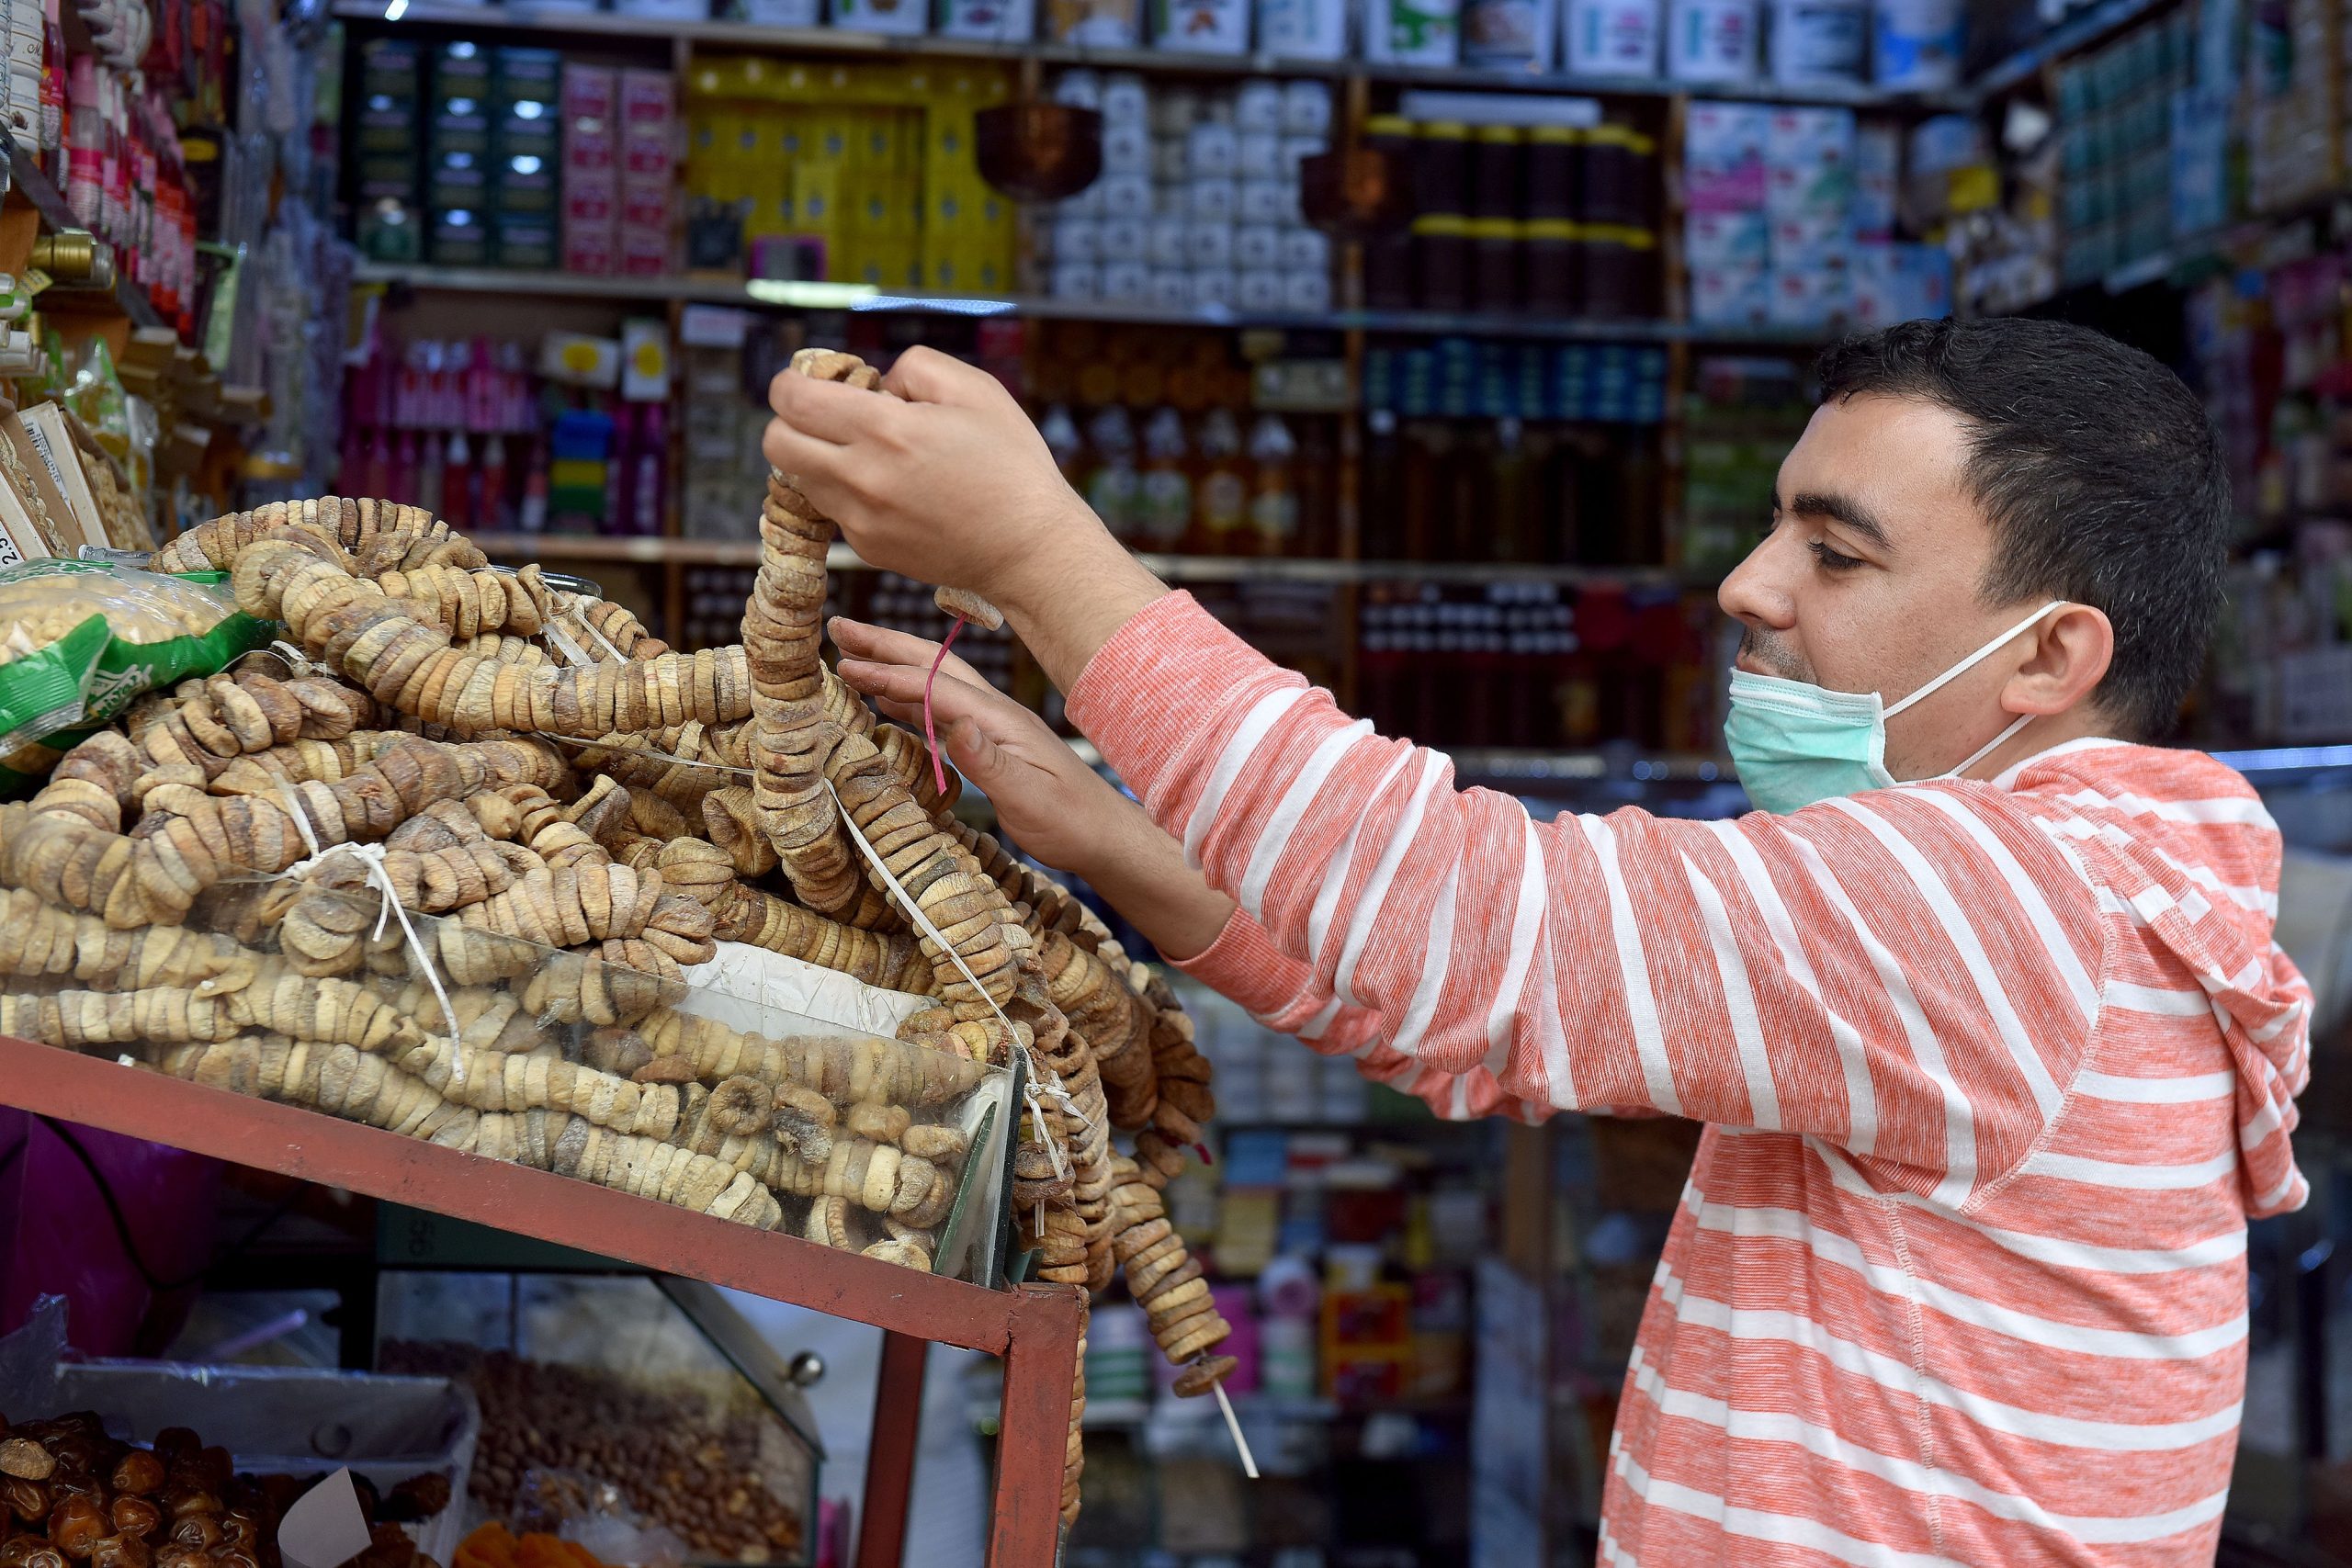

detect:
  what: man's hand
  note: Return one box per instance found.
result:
[831,615,1237,961]
[765,348,1166,691]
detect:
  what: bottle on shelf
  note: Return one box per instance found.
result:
[1192,405,1247,555]
[1245,412,1298,558]
[1138,407,1193,552]
[1082,405,1139,543]
[445,428,475,528]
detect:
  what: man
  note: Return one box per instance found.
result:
[764,317,2311,1565]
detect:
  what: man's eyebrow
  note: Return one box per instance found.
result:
[1781,490,1893,551]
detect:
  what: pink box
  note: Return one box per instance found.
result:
[617,229,670,273]
[619,175,671,232]
[564,222,617,276]
[618,68,674,177]
[562,62,617,123]
[564,167,617,227]
[562,63,618,173]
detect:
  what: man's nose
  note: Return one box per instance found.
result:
[1718,530,1799,632]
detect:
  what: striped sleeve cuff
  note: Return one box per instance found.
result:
[1063,590,1304,810]
[1168,905,1299,1016]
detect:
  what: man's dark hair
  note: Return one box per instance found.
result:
[1816,317,2230,740]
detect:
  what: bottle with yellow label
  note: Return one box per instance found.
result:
[1192,404,1247,554]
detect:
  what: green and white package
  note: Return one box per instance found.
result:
[0,558,272,754]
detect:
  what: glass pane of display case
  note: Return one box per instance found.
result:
[377,1272,821,1568]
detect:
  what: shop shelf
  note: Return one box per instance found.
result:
[462,532,1717,586]
[355,262,1836,346]
[0,1034,1082,1568]
[1970,0,2180,97]
[332,0,1970,108]
[0,129,166,331]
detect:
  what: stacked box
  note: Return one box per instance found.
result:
[617,69,675,276]
[2055,12,2193,287]
[356,39,425,262]
[1039,70,1330,311]
[1763,106,1853,330]
[492,47,562,268]
[1683,100,1768,327]
[563,63,618,276]
[426,40,492,266]
[923,70,1017,295]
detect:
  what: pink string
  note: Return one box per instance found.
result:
[923,616,967,797]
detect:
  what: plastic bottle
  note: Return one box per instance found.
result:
[517,438,548,534]
[1084,405,1140,542]
[1039,403,1084,484]
[633,403,666,536]
[478,433,509,531]
[1139,406,1193,549]
[445,428,474,528]
[1245,413,1298,557]
[417,430,447,518]
[1192,406,1246,554]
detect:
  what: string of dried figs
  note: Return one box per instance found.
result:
[228,532,748,740]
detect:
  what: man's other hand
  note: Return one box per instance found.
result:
[830,615,1128,872]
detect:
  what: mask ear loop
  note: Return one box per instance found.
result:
[1886,600,2067,782]
[1883,600,2067,719]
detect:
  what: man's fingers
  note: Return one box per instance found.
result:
[836,658,1001,726]
[881,344,992,408]
[830,616,988,687]
[767,368,900,444]
[761,420,852,490]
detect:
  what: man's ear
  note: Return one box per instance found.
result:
[2002,603,2114,717]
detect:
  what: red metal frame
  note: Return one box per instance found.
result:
[0,1038,1080,1568]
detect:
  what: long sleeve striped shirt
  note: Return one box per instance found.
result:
[1062,592,2313,1567]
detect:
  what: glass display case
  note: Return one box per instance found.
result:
[378,1273,826,1568]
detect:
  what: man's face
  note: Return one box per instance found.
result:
[1716,391,2032,782]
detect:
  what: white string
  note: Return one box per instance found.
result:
[1211,1380,1259,1479]
[230,639,320,680]
[541,618,594,668]
[272,775,321,859]
[820,776,1087,1205]
[576,613,627,662]
[271,773,464,1089]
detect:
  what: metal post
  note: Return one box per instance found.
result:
[856,1331,929,1568]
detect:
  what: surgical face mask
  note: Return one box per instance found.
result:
[1724,601,2066,815]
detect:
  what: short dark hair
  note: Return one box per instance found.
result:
[1816,317,2230,740]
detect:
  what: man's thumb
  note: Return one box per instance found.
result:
[940,715,1006,787]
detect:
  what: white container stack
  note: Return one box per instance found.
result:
[1042,71,1333,314]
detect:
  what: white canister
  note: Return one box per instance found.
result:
[1566,0,1660,74]
[1769,0,1865,85]
[1872,0,1962,88]
[1668,0,1758,81]
[1363,0,1460,65]
[1463,0,1557,68]
[935,0,1034,39]
[1258,0,1349,55]
[1154,0,1251,51]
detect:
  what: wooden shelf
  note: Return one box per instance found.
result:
[465,531,1717,586]
[334,0,1969,108]
[356,262,1832,348]
[1972,0,2179,97]
[0,1036,1081,1568]
[0,128,165,332]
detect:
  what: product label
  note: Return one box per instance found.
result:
[1139,469,1193,542]
[1198,470,1247,536]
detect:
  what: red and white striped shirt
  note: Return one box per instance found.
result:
[1064,592,2313,1567]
